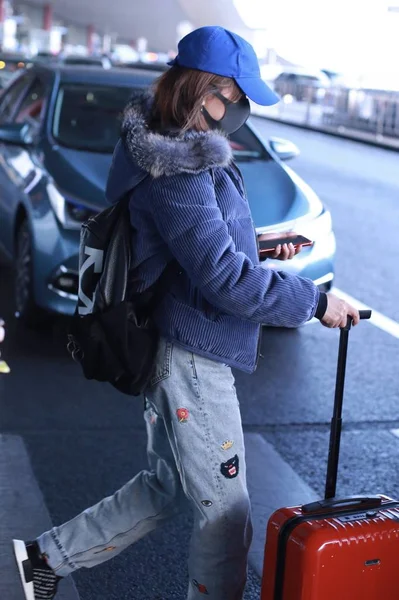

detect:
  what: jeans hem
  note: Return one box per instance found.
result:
[37,528,78,577]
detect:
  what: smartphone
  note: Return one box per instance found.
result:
[259,234,313,253]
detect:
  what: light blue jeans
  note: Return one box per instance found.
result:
[38,339,253,599]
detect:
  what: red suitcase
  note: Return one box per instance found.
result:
[261,310,399,600]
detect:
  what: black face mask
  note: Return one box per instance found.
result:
[201,91,250,135]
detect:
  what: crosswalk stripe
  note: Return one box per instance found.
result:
[244,433,317,576]
[0,435,80,600]
[333,288,399,339]
[305,288,399,339]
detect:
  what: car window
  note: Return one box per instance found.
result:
[277,73,295,81]
[296,75,319,85]
[53,84,133,152]
[14,77,47,126]
[65,58,102,66]
[229,125,268,161]
[0,73,33,123]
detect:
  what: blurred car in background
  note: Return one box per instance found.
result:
[34,51,56,61]
[321,69,342,85]
[119,61,168,72]
[62,55,113,69]
[273,68,331,103]
[0,64,335,325]
[0,53,30,88]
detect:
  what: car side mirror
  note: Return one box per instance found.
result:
[0,122,33,145]
[269,137,300,161]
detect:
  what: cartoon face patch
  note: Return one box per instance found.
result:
[220,454,239,479]
[176,408,189,423]
[221,440,234,451]
[192,579,209,595]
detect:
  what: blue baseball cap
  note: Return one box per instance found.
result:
[168,26,279,107]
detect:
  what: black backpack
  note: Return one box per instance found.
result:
[67,195,178,396]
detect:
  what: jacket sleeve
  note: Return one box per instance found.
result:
[149,171,320,327]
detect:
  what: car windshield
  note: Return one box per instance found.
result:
[65,58,102,65]
[53,84,133,152]
[53,84,267,159]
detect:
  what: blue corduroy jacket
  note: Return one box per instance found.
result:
[106,93,320,373]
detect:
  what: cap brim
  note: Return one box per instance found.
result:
[235,76,280,106]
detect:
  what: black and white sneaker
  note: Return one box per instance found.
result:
[13,539,61,600]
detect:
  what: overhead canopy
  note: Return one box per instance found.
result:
[19,0,251,51]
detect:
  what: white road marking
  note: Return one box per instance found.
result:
[245,433,317,576]
[305,288,399,339]
[0,435,80,600]
[333,288,399,339]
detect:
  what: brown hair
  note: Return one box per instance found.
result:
[151,67,242,132]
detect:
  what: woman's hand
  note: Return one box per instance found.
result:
[258,232,302,261]
[321,294,360,328]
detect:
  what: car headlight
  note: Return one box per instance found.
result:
[47,184,96,229]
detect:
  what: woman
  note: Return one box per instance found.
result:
[13,26,359,600]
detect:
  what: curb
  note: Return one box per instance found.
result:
[253,115,399,153]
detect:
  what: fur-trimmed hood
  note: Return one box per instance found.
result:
[106,92,233,204]
[120,92,232,178]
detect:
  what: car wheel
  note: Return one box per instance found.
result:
[14,220,47,327]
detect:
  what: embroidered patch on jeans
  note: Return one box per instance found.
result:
[221,440,234,451]
[201,500,213,507]
[192,579,209,595]
[176,408,189,423]
[220,454,239,479]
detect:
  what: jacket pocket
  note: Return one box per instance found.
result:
[149,339,173,387]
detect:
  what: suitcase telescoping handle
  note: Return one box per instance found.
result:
[324,309,372,500]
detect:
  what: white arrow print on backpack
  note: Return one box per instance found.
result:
[78,246,104,316]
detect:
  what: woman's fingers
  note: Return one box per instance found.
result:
[280,244,289,259]
[281,243,295,260]
[271,243,298,260]
[271,244,282,258]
